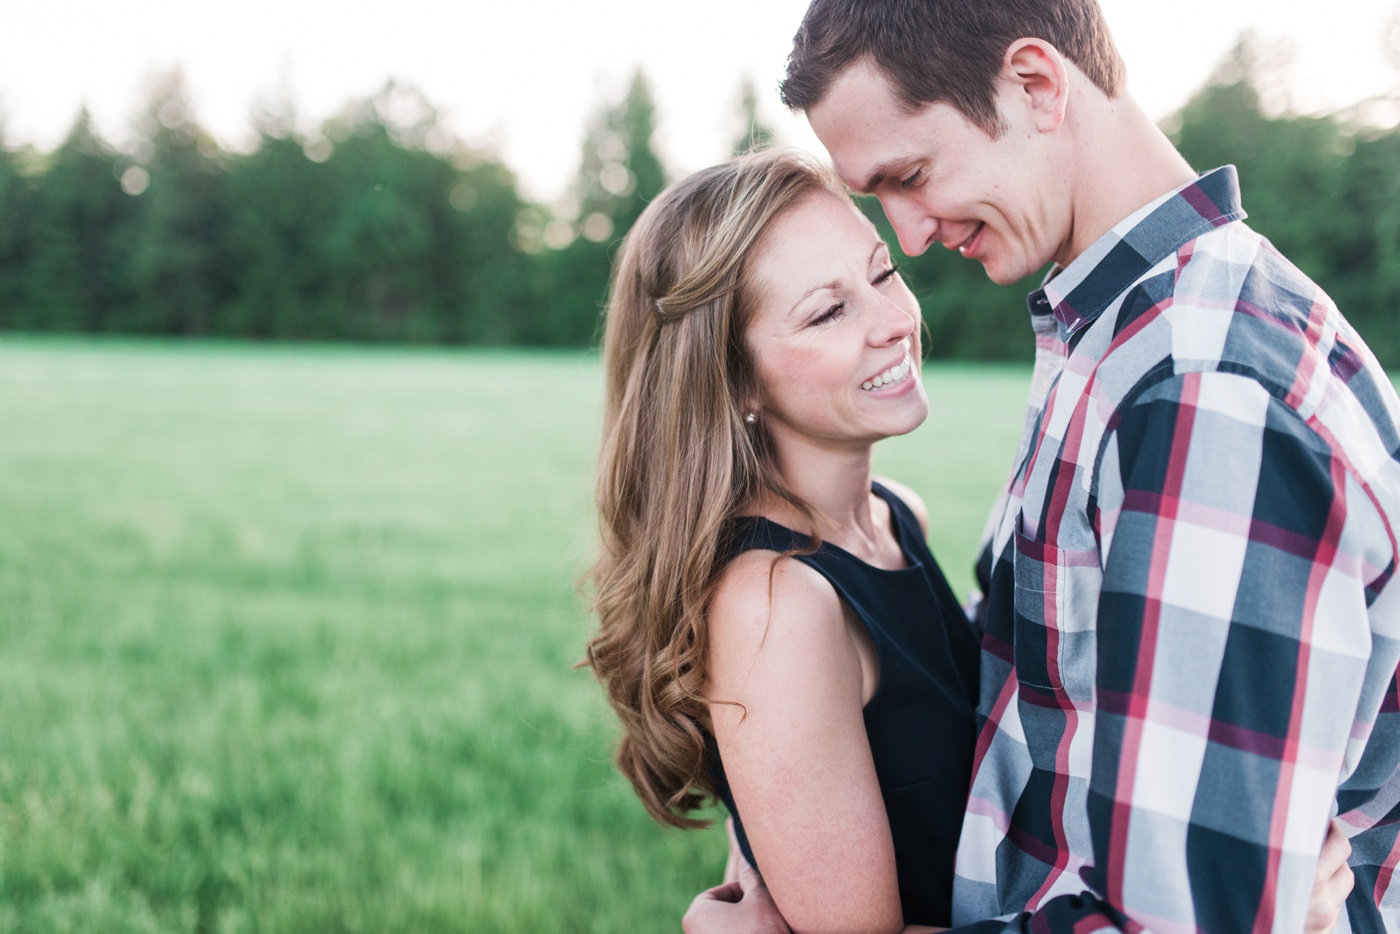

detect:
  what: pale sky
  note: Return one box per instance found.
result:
[2,0,1397,202]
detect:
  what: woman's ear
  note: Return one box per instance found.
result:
[1000,38,1070,133]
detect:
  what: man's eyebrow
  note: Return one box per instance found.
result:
[855,158,908,195]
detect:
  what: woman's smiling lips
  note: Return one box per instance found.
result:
[861,353,913,392]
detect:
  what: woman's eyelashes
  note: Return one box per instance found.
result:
[807,264,900,326]
[810,303,847,327]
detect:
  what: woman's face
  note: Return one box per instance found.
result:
[744,190,928,453]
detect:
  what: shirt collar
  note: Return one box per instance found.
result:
[1027,165,1247,342]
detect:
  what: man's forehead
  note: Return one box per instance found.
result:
[808,62,898,135]
[807,63,927,192]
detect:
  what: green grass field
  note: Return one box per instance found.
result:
[0,338,1030,933]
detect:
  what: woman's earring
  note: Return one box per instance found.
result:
[744,411,758,426]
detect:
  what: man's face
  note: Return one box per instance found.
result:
[807,62,1069,286]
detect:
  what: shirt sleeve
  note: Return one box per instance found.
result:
[989,369,1383,933]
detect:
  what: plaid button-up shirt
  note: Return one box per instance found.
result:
[953,166,1400,933]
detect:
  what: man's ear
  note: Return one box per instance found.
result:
[1000,38,1070,133]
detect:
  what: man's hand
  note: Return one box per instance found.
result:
[1306,820,1354,934]
[682,857,791,934]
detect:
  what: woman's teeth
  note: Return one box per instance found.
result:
[861,357,911,391]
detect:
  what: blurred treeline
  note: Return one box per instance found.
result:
[0,36,1397,361]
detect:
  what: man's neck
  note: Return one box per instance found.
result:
[1060,91,1199,268]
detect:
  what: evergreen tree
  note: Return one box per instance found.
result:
[308,83,479,341]
[572,69,666,242]
[1336,128,1400,364]
[0,117,36,329]
[447,155,534,344]
[123,69,233,335]
[1169,35,1368,343]
[315,91,442,341]
[531,70,668,346]
[223,89,339,339]
[26,109,135,331]
[731,77,777,156]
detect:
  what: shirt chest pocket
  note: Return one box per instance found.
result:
[1011,516,1100,696]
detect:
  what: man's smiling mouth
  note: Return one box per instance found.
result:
[956,223,985,256]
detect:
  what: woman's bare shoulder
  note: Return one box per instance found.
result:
[706,550,847,693]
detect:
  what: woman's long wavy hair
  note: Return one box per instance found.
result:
[586,149,844,828]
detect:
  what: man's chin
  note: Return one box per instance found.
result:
[980,262,1019,286]
[978,255,1039,287]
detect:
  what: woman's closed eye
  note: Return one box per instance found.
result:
[809,263,899,326]
[809,302,847,327]
[873,263,901,286]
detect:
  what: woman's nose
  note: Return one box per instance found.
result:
[870,294,916,345]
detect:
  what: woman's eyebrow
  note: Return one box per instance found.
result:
[787,280,840,319]
[785,244,887,317]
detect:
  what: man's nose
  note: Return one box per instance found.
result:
[880,195,933,258]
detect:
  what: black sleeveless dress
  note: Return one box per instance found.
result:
[707,482,980,926]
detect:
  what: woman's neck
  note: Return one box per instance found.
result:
[755,434,883,550]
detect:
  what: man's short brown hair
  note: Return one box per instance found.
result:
[781,0,1126,135]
